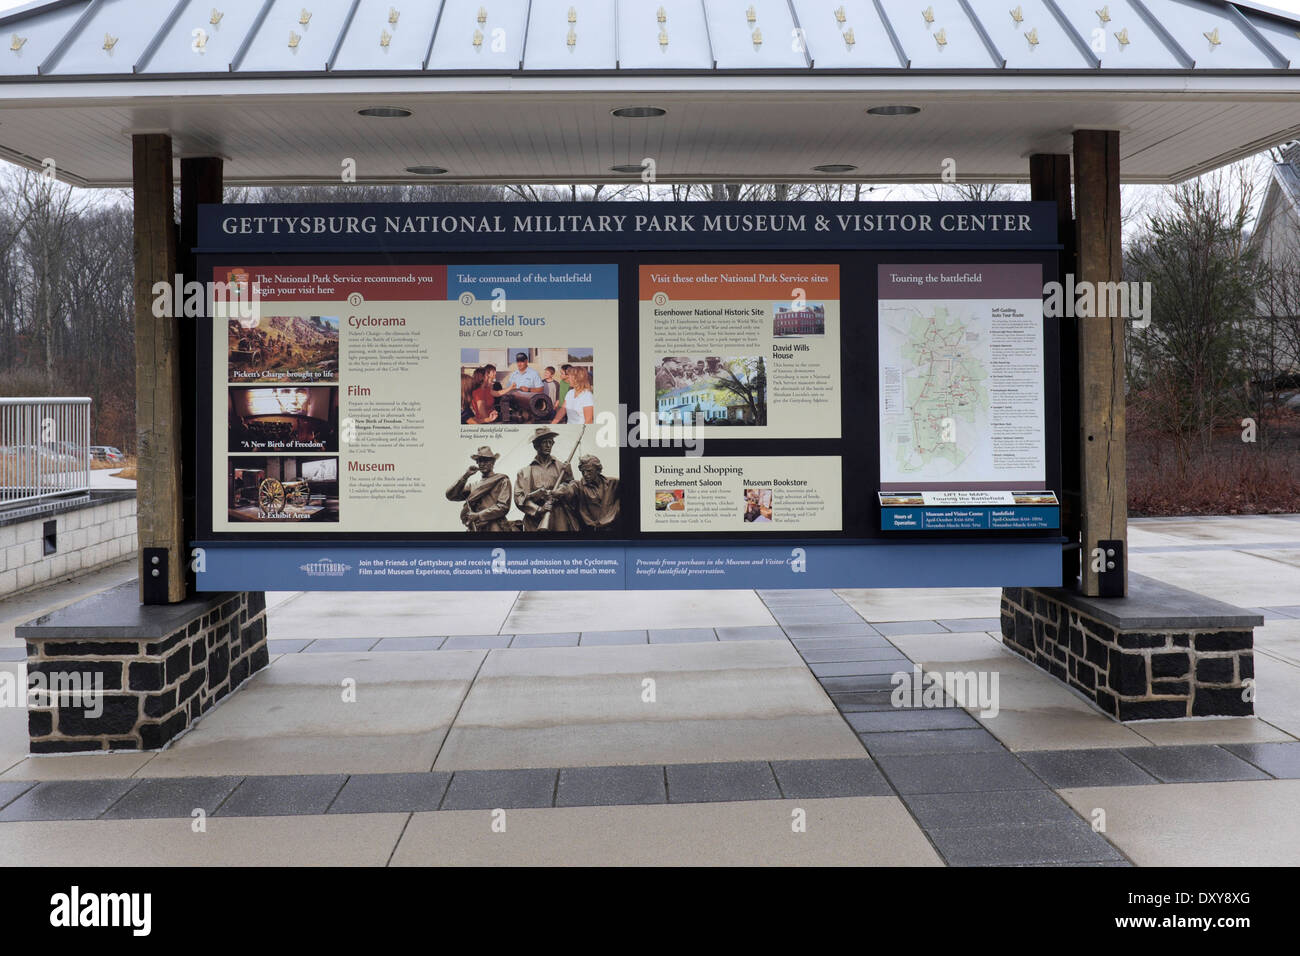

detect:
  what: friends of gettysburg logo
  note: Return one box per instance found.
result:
[300,557,351,577]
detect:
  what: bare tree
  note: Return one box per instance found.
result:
[923,182,1029,203]
[12,170,88,388]
[712,356,768,425]
[1125,163,1265,464]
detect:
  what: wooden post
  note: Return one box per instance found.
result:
[1072,130,1126,597]
[1029,154,1080,586]
[133,134,185,603]
[179,157,224,592]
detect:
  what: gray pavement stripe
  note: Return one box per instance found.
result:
[0,739,1285,824]
[796,618,1241,867]
[0,759,895,818]
[925,819,1125,866]
[0,781,36,812]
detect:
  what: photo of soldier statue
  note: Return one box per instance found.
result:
[439,426,619,534]
[547,454,620,531]
[515,426,582,531]
[445,445,513,531]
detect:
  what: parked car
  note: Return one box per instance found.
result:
[52,440,87,459]
[2,444,78,467]
[91,446,125,463]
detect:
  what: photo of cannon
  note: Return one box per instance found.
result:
[460,347,594,426]
[258,477,310,515]
[225,316,339,383]
[229,335,262,368]
[227,457,339,524]
[494,388,554,424]
[231,467,266,509]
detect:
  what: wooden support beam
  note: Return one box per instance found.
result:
[1072,130,1127,597]
[179,157,224,593]
[1029,153,1080,587]
[133,134,185,604]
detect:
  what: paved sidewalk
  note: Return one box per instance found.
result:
[0,516,1298,865]
[88,468,136,490]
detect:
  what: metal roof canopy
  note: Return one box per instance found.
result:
[2,0,1300,186]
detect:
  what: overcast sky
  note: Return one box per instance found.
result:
[2,0,1298,16]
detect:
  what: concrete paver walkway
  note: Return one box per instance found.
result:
[0,516,1298,865]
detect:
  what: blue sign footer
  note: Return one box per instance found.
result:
[196,542,1064,591]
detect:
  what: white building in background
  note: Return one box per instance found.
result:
[1249,142,1300,379]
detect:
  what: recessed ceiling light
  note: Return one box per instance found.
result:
[358,106,412,118]
[611,106,667,118]
[610,164,646,174]
[867,105,921,116]
[405,165,448,175]
[813,164,858,173]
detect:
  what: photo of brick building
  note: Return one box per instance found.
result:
[773,303,825,336]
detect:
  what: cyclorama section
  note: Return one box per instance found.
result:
[193,201,1064,592]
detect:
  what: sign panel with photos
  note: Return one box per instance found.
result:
[195,202,1065,591]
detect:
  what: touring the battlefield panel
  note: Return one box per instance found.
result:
[876,264,1047,491]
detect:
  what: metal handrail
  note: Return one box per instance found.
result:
[0,397,92,510]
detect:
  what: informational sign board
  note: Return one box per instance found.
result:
[194,202,1063,591]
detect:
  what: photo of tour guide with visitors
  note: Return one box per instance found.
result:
[443,426,619,534]
[459,348,596,426]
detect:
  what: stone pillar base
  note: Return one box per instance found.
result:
[1000,575,1257,721]
[18,583,269,752]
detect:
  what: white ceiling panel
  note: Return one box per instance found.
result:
[3,84,1300,186]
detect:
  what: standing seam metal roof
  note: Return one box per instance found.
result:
[2,0,1300,77]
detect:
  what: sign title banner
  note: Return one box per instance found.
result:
[198,201,1059,253]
